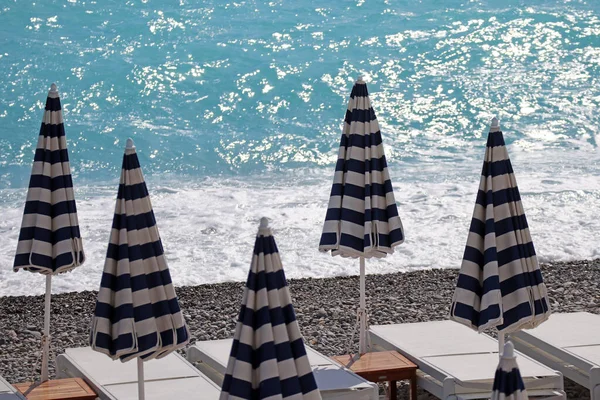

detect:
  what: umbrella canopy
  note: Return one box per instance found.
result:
[14,83,85,274]
[221,218,321,400]
[13,83,85,382]
[491,342,528,400]
[90,139,189,362]
[450,118,551,334]
[319,77,404,258]
[318,77,404,354]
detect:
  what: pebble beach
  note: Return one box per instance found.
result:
[0,259,598,399]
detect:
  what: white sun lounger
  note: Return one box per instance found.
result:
[186,339,378,400]
[56,347,220,400]
[370,320,565,400]
[512,312,600,400]
[0,376,24,400]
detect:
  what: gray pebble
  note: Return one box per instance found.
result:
[23,330,42,339]
[0,260,597,400]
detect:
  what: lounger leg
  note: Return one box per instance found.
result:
[443,377,456,400]
[592,383,600,400]
[591,366,600,400]
[388,380,397,400]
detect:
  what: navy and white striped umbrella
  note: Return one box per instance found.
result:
[13,83,85,382]
[319,77,404,354]
[221,218,321,400]
[319,78,404,257]
[14,83,85,274]
[90,139,189,364]
[450,118,551,334]
[491,342,528,400]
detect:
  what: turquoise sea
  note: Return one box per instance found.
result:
[1,0,599,295]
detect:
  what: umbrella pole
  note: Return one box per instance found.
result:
[41,275,52,382]
[359,256,366,354]
[498,331,505,358]
[137,358,145,400]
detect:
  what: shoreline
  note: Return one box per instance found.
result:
[2,155,600,297]
[0,259,598,398]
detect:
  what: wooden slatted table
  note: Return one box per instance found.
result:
[14,378,96,400]
[332,351,417,400]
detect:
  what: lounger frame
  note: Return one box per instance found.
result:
[512,312,600,400]
[56,347,220,400]
[0,376,24,400]
[186,339,379,400]
[370,321,566,400]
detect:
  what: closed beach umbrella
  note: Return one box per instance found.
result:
[221,218,321,400]
[491,341,528,400]
[90,138,189,400]
[13,83,85,382]
[319,76,404,354]
[450,118,551,357]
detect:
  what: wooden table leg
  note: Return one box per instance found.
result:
[388,380,397,400]
[410,373,417,400]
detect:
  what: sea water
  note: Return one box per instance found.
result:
[0,0,599,296]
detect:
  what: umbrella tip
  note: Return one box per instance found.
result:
[490,117,500,130]
[259,217,269,229]
[357,75,364,82]
[125,138,135,150]
[503,341,515,358]
[50,83,57,92]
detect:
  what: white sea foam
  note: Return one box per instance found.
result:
[0,148,598,296]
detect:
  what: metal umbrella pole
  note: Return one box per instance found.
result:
[137,358,145,400]
[41,275,52,382]
[358,257,367,354]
